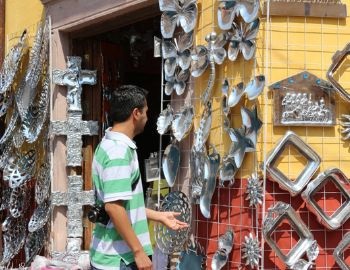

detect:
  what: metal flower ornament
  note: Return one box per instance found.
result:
[191,32,227,104]
[159,0,198,38]
[165,68,190,95]
[217,0,260,30]
[242,233,261,269]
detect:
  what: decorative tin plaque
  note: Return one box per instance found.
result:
[269,71,336,126]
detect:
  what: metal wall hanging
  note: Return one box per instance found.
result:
[52,56,97,113]
[25,227,46,265]
[28,199,51,233]
[301,168,350,230]
[245,173,263,208]
[334,232,350,270]
[52,175,94,238]
[227,18,260,61]
[265,131,321,196]
[171,104,194,142]
[194,101,212,152]
[242,233,261,269]
[162,141,180,187]
[155,191,191,254]
[159,0,198,39]
[212,228,234,270]
[217,0,260,30]
[9,185,28,218]
[191,32,227,104]
[218,156,237,187]
[157,104,174,135]
[165,68,190,96]
[51,238,90,266]
[35,163,51,204]
[241,105,262,149]
[269,71,336,126]
[263,202,319,269]
[51,112,98,167]
[190,148,208,201]
[176,236,206,270]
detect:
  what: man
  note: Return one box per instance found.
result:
[90,85,188,270]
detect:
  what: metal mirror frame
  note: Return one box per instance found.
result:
[334,232,350,270]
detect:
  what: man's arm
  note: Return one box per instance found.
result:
[146,208,189,230]
[105,201,152,270]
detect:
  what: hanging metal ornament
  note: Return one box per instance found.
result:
[0,109,19,144]
[12,123,25,149]
[340,114,350,140]
[157,104,174,135]
[25,227,46,265]
[217,0,260,30]
[218,228,234,254]
[171,104,194,141]
[245,173,263,208]
[28,199,51,232]
[241,105,262,150]
[165,68,190,95]
[163,31,193,77]
[334,232,350,270]
[159,0,198,39]
[212,250,229,270]
[190,148,208,201]
[162,141,180,187]
[0,92,14,117]
[227,19,260,61]
[16,19,50,121]
[0,141,14,169]
[176,237,206,270]
[35,163,51,204]
[194,101,212,152]
[4,149,36,188]
[9,185,29,218]
[0,29,28,95]
[242,233,261,269]
[227,126,254,168]
[191,32,227,105]
[200,146,220,218]
[219,156,237,187]
[155,191,191,254]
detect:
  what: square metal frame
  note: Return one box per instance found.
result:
[265,131,321,196]
[334,232,350,270]
[301,168,350,230]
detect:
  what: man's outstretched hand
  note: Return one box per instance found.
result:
[158,211,189,230]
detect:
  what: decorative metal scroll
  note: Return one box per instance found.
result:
[263,202,319,269]
[51,112,98,167]
[52,175,94,238]
[52,56,97,113]
[270,71,336,126]
[242,233,261,269]
[334,232,350,270]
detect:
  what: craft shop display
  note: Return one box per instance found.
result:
[265,131,321,196]
[212,228,234,270]
[263,202,319,269]
[269,71,336,126]
[301,168,350,230]
[333,232,350,270]
[155,191,191,254]
[241,233,261,269]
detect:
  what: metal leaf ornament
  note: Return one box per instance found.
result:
[159,0,198,38]
[157,104,174,135]
[28,199,51,232]
[9,185,28,218]
[227,18,260,61]
[217,0,260,30]
[242,233,261,269]
[171,104,194,141]
[165,68,190,96]
[163,31,193,77]
[191,32,227,104]
[25,227,46,265]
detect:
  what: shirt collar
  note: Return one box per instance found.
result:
[104,128,137,149]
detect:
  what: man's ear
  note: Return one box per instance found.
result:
[132,108,140,119]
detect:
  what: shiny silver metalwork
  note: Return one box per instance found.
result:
[218,227,234,254]
[327,43,350,103]
[334,232,350,270]
[217,0,260,30]
[340,114,350,140]
[227,127,254,168]
[159,0,198,38]
[28,199,51,232]
[16,19,49,121]
[165,68,190,96]
[191,32,227,105]
[35,163,51,204]
[241,105,262,149]
[163,31,193,77]
[51,238,90,266]
[155,191,191,254]
[301,168,350,230]
[190,148,208,201]
[171,104,194,142]
[0,141,14,169]
[263,202,318,268]
[25,227,46,265]
[4,149,36,188]
[0,188,11,211]
[245,173,263,207]
[12,124,25,149]
[242,233,261,269]
[222,79,230,116]
[9,185,28,218]
[219,156,237,187]
[51,112,99,167]
[194,101,212,152]
[176,237,206,270]
[245,75,265,100]
[162,142,180,187]
[265,131,321,196]
[227,19,260,61]
[0,109,18,144]
[53,56,97,112]
[52,175,94,237]
[200,146,220,218]
[227,82,244,107]
[212,250,228,270]
[157,104,174,135]
[0,92,14,117]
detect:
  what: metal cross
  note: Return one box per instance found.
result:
[52,175,94,238]
[51,238,90,266]
[51,112,98,167]
[53,56,96,113]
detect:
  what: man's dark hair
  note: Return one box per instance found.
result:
[109,85,148,123]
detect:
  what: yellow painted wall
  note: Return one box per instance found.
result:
[194,1,350,179]
[4,0,44,52]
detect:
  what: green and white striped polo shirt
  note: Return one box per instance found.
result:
[90,129,153,270]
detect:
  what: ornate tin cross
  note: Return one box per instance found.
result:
[52,175,94,238]
[51,112,98,167]
[51,238,90,266]
[53,56,96,113]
